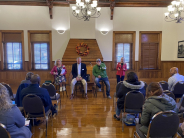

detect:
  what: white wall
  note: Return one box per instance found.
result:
[0,5,183,62]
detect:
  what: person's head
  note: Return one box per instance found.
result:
[146,82,163,98]
[126,72,138,83]
[30,74,41,85]
[96,58,101,66]
[77,57,81,64]
[121,57,125,63]
[170,67,178,76]
[55,59,62,66]
[26,72,34,80]
[0,83,13,112]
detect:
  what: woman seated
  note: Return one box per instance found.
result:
[51,59,67,91]
[0,83,32,138]
[138,82,178,135]
[114,72,146,120]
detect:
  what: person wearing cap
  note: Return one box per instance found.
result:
[70,57,88,99]
[20,72,34,85]
[93,59,111,99]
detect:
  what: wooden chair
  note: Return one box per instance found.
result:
[92,75,105,98]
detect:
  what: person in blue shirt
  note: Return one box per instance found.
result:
[21,74,57,116]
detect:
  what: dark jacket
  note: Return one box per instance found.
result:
[140,94,178,134]
[21,84,52,112]
[72,63,87,81]
[116,81,145,109]
[0,106,32,138]
[15,83,29,107]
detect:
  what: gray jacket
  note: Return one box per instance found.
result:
[0,106,32,138]
[140,94,178,134]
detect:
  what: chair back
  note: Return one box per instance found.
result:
[22,94,45,114]
[143,81,147,91]
[2,83,14,100]
[177,94,184,111]
[172,81,184,95]
[163,90,175,100]
[0,123,11,138]
[159,81,169,90]
[147,111,179,138]
[124,91,144,110]
[42,83,56,97]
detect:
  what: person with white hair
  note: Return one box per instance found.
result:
[20,72,34,85]
[70,57,88,99]
[0,83,32,138]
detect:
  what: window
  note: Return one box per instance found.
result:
[139,32,162,70]
[0,31,24,70]
[116,43,132,69]
[113,31,135,70]
[28,31,52,70]
[4,42,22,69]
[32,43,49,69]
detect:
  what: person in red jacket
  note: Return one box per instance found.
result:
[50,59,67,91]
[116,57,127,83]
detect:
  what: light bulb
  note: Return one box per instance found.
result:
[175,13,179,17]
[72,6,77,10]
[91,4,95,7]
[85,0,90,2]
[176,1,180,6]
[168,5,173,9]
[93,0,97,4]
[170,7,175,11]
[87,11,91,15]
[171,1,177,5]
[165,12,169,16]
[79,2,84,6]
[180,0,183,1]
[93,3,97,7]
[97,7,101,11]
[76,10,80,14]
[76,0,81,3]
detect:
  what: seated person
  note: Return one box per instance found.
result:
[0,83,32,138]
[21,74,57,115]
[50,59,67,91]
[21,72,34,85]
[114,72,145,120]
[138,82,178,135]
[93,58,111,99]
[168,67,184,91]
[70,57,88,99]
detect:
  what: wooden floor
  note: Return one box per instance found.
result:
[31,83,136,138]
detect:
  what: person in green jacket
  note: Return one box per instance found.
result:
[137,82,178,137]
[93,58,111,99]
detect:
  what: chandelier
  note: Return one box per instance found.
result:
[164,0,184,23]
[72,0,101,21]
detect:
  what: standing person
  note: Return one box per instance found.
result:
[70,57,88,99]
[50,59,67,91]
[0,83,32,138]
[168,67,184,91]
[116,57,127,83]
[93,58,111,99]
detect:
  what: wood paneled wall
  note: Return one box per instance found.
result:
[0,61,184,93]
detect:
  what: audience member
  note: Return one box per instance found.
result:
[21,72,34,85]
[116,57,127,83]
[168,67,184,91]
[70,57,88,99]
[0,83,32,138]
[21,74,57,115]
[50,59,67,91]
[93,58,111,99]
[114,72,145,120]
[138,82,178,135]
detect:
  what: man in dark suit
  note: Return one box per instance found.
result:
[21,74,57,116]
[70,57,87,99]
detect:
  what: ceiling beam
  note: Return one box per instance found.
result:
[0,1,171,7]
[110,0,115,20]
[47,0,53,19]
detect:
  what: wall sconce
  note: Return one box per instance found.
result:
[57,30,65,34]
[100,31,108,35]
